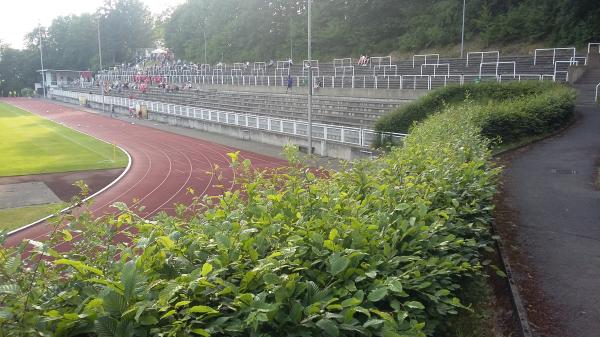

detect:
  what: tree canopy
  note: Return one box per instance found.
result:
[1,0,599,95]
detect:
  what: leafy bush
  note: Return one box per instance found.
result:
[375,82,575,143]
[0,110,499,336]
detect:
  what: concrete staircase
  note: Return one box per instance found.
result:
[574,54,600,107]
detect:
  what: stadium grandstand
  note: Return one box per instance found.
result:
[52,43,599,158]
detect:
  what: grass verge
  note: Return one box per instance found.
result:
[0,102,127,177]
[0,203,65,232]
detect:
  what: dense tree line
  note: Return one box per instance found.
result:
[162,0,599,63]
[0,0,153,96]
[1,0,599,95]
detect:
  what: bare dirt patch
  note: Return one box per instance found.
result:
[0,168,123,203]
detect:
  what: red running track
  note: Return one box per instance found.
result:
[3,98,286,247]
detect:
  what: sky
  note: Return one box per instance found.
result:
[0,0,185,50]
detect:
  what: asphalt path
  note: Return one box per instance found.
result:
[502,99,600,337]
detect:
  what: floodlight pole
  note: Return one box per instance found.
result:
[460,0,466,58]
[203,18,207,65]
[307,0,313,155]
[203,30,207,65]
[97,15,105,113]
[39,27,47,99]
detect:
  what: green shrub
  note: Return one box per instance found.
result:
[0,108,499,337]
[375,82,575,141]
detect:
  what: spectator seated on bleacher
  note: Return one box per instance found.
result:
[357,55,370,66]
[267,59,275,68]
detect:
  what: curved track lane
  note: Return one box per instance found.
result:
[3,98,286,247]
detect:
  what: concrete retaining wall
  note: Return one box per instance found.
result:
[53,94,379,161]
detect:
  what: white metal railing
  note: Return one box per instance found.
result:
[370,56,392,69]
[534,47,576,65]
[588,43,600,54]
[253,62,266,75]
[498,74,543,82]
[420,63,450,76]
[570,56,587,66]
[95,71,563,92]
[479,61,516,77]
[466,51,500,66]
[553,60,578,82]
[334,66,354,77]
[333,58,352,68]
[302,59,319,77]
[595,83,599,103]
[51,89,406,148]
[373,64,397,76]
[413,54,440,68]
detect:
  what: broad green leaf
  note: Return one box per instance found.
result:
[329,228,339,241]
[62,229,73,242]
[201,262,213,277]
[139,314,158,325]
[329,254,350,275]
[54,259,104,276]
[121,260,137,301]
[191,328,210,336]
[363,319,384,328]
[188,305,218,314]
[161,310,177,319]
[316,318,339,337]
[263,272,279,284]
[4,255,21,274]
[175,300,191,308]
[367,288,388,302]
[404,301,425,310]
[341,297,362,307]
[388,280,403,293]
[157,236,175,249]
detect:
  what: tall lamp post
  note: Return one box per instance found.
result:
[39,26,47,99]
[97,12,105,113]
[203,18,208,65]
[460,0,466,58]
[307,0,313,155]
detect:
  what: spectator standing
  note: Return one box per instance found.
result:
[286,75,293,94]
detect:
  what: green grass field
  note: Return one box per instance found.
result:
[0,203,65,231]
[0,102,128,176]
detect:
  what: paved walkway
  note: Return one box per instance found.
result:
[501,97,600,336]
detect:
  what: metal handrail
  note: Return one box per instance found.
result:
[420,63,450,76]
[534,47,576,65]
[466,51,499,66]
[96,71,565,91]
[588,43,600,54]
[412,54,440,68]
[479,61,516,77]
[52,89,407,148]
[595,83,599,103]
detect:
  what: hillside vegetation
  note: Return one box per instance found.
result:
[163,0,600,62]
[1,0,599,95]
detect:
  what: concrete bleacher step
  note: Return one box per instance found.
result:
[66,85,405,128]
